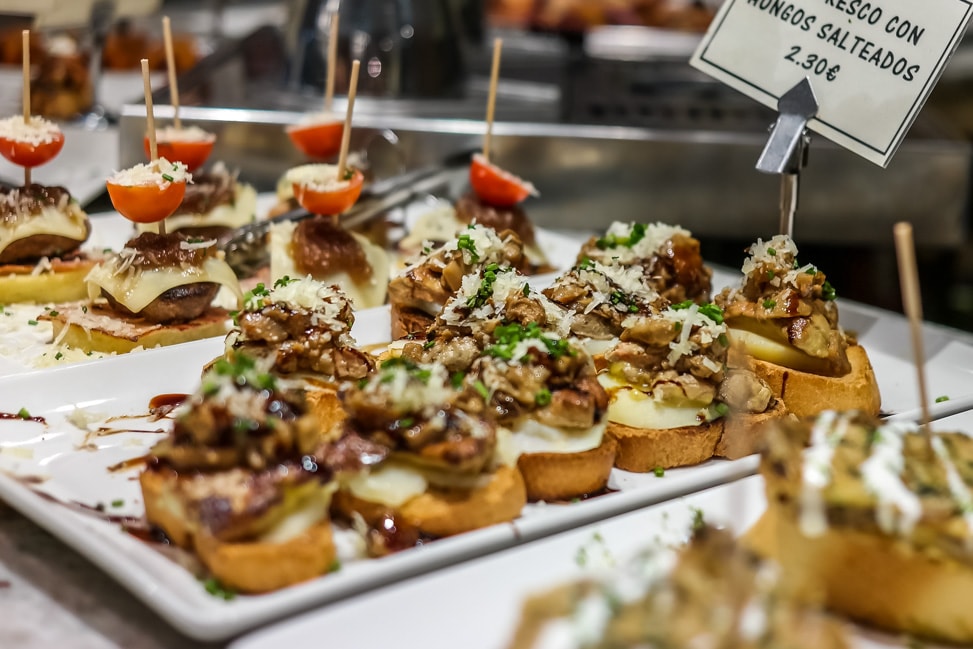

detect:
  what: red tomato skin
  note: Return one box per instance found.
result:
[0,132,65,168]
[469,157,532,208]
[287,122,344,159]
[144,137,214,172]
[106,180,187,223]
[292,169,364,215]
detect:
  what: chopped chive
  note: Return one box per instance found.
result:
[17,407,31,419]
[54,352,63,360]
[653,466,665,478]
[762,299,776,310]
[110,499,124,508]
[27,319,38,326]
[161,173,174,182]
[936,395,950,403]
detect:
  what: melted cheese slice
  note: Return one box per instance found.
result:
[258,484,336,544]
[270,221,390,310]
[598,373,708,430]
[582,337,618,357]
[0,204,88,258]
[85,256,243,313]
[400,204,464,251]
[728,325,829,373]
[136,183,257,233]
[496,419,607,467]
[346,462,429,508]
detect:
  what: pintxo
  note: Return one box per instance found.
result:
[691,0,973,167]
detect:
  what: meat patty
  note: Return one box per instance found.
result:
[0,231,88,263]
[103,281,219,323]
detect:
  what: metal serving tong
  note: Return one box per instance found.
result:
[223,150,473,277]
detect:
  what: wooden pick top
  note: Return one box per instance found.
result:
[893,221,931,432]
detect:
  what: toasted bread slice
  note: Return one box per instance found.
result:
[334,465,526,538]
[516,436,617,501]
[731,343,880,419]
[139,467,195,548]
[45,302,230,354]
[607,419,724,472]
[0,257,97,304]
[747,506,973,645]
[194,520,336,593]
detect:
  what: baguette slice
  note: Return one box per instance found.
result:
[608,419,724,472]
[194,521,336,594]
[747,506,973,645]
[0,257,96,304]
[139,467,194,548]
[333,465,526,538]
[45,303,230,354]
[731,342,880,418]
[516,436,616,501]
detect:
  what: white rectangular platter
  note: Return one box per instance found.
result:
[1,297,972,641]
[233,445,973,649]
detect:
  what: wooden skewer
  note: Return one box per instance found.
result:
[324,12,340,113]
[482,38,503,162]
[22,30,30,186]
[162,16,181,129]
[335,59,360,181]
[141,58,166,235]
[893,222,930,432]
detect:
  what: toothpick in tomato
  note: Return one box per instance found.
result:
[287,164,364,216]
[106,158,191,223]
[144,126,216,172]
[286,116,344,159]
[0,116,65,168]
[469,153,538,208]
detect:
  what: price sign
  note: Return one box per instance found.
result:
[691,0,973,167]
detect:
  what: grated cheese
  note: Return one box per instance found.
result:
[0,115,62,146]
[284,163,351,192]
[659,304,727,366]
[108,157,192,187]
[593,221,691,265]
[154,125,216,143]
[442,224,508,266]
[740,234,799,276]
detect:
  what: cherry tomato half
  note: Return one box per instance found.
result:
[292,169,364,216]
[106,180,187,223]
[145,137,214,172]
[286,121,344,159]
[469,154,537,208]
[0,131,65,168]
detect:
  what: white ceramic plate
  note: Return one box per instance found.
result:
[233,433,973,649]
[0,303,760,641]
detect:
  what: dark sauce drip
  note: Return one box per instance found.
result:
[549,485,620,505]
[107,455,149,473]
[366,512,429,556]
[0,411,46,424]
[149,393,189,419]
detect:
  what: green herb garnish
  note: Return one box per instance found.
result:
[54,352,63,360]
[485,321,573,361]
[473,380,490,400]
[27,319,38,326]
[596,222,646,250]
[17,407,31,419]
[936,395,950,403]
[653,466,665,478]
[535,388,552,407]
[111,499,124,508]
[273,275,298,289]
[450,371,465,389]
[161,173,174,182]
[762,299,776,309]
[456,232,480,263]
[822,280,837,301]
[202,577,236,600]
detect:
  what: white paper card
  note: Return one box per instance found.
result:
[690,0,973,167]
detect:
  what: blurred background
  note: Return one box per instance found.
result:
[2,0,973,331]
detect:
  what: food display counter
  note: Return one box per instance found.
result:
[5,2,973,649]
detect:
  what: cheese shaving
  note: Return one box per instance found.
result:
[0,115,62,145]
[108,157,192,187]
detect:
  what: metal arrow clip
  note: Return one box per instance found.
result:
[756,78,819,238]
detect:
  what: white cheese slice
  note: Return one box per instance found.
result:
[727,326,828,373]
[400,204,464,251]
[269,220,390,310]
[258,485,336,544]
[0,204,88,258]
[598,374,707,430]
[85,256,243,313]
[496,419,607,466]
[136,183,257,233]
[346,462,429,508]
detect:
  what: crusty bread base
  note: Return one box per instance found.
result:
[746,506,973,644]
[736,344,881,419]
[194,521,336,594]
[607,419,724,472]
[389,303,435,341]
[400,465,526,537]
[333,465,526,538]
[516,436,617,501]
[46,303,230,354]
[0,258,96,303]
[139,468,194,548]
[714,400,793,461]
